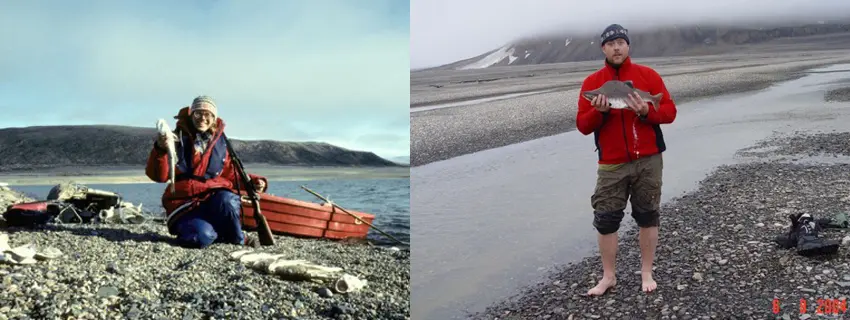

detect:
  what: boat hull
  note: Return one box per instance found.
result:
[239,192,375,240]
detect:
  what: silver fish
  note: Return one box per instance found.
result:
[156,119,178,194]
[581,80,662,111]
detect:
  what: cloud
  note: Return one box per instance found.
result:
[0,0,410,159]
[411,0,850,69]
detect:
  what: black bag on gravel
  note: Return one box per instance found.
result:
[773,213,840,256]
[3,200,96,226]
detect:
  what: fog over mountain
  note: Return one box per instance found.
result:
[411,0,850,69]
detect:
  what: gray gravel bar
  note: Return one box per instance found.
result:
[410,51,850,167]
[0,191,410,320]
[471,131,850,320]
[825,87,850,102]
[738,130,850,159]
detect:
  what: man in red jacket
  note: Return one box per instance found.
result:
[146,96,269,249]
[576,24,677,295]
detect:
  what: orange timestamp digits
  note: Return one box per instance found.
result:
[772,298,848,315]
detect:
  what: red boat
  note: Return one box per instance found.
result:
[238,192,375,240]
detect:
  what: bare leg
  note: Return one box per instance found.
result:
[587,232,618,296]
[588,163,630,296]
[638,226,658,292]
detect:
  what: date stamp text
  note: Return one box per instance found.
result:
[773,298,847,315]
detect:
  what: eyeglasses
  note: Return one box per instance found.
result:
[192,111,215,119]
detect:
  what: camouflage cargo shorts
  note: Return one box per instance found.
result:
[591,153,663,214]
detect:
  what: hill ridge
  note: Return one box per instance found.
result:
[430,20,850,70]
[0,125,402,170]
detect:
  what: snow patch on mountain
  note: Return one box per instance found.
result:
[459,45,518,70]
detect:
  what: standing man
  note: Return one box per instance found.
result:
[575,24,677,295]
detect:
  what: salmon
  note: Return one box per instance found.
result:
[581,80,663,111]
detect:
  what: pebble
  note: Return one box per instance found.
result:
[692,273,704,282]
[317,288,334,298]
[97,286,119,298]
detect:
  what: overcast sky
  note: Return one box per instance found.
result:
[411,0,850,69]
[0,0,410,160]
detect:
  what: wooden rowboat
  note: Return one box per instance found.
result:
[238,192,375,240]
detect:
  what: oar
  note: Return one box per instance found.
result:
[300,185,407,246]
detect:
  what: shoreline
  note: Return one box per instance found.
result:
[472,131,850,319]
[410,51,850,167]
[0,166,410,186]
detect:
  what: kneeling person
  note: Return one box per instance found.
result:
[146,96,269,248]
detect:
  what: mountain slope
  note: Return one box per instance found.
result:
[0,125,400,170]
[389,156,410,165]
[436,21,850,70]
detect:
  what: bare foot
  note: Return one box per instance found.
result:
[641,272,657,293]
[586,277,617,296]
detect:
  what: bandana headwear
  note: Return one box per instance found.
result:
[600,24,629,46]
[190,95,218,118]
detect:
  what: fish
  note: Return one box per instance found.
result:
[156,119,178,194]
[581,80,663,112]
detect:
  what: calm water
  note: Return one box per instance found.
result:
[12,178,410,245]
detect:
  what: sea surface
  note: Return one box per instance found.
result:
[12,178,410,245]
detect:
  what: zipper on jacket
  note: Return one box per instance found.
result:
[613,68,632,162]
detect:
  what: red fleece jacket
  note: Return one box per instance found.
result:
[575,57,677,164]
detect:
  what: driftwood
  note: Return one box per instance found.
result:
[229,250,367,292]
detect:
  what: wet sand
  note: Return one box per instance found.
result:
[0,165,410,186]
[410,50,850,166]
[411,63,850,319]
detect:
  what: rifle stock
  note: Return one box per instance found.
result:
[223,135,275,246]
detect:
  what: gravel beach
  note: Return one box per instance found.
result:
[825,87,850,103]
[738,131,850,159]
[0,189,410,320]
[472,132,850,320]
[410,51,850,166]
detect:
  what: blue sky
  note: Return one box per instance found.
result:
[0,0,410,160]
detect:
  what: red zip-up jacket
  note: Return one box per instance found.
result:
[576,57,677,164]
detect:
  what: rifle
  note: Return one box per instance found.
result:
[222,134,275,246]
